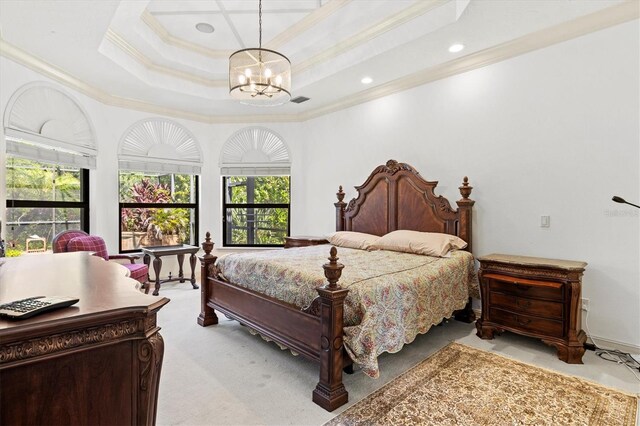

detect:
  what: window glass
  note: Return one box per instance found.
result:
[7,157,82,201]
[119,172,196,203]
[223,176,290,246]
[118,171,198,252]
[4,157,88,256]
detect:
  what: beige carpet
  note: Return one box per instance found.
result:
[326,342,638,426]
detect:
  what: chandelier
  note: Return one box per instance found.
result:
[229,0,291,106]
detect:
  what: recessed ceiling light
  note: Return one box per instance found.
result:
[448,43,464,53]
[196,23,215,34]
[361,77,373,84]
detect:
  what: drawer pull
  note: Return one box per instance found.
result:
[518,318,531,326]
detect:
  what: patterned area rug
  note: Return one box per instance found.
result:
[326,343,638,426]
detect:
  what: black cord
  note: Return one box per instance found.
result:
[593,344,640,371]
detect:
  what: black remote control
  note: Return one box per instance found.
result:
[0,296,79,320]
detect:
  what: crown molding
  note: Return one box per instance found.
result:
[292,0,446,74]
[1,1,637,125]
[104,28,226,88]
[298,0,640,121]
[1,38,111,105]
[141,1,350,57]
[141,10,232,59]
[266,0,352,50]
[0,38,220,122]
[0,38,293,123]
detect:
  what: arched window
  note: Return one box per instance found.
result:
[3,83,93,254]
[117,119,202,252]
[220,127,291,247]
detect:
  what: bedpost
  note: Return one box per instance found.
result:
[456,177,475,253]
[197,231,219,327]
[335,186,346,231]
[455,177,476,323]
[313,246,349,411]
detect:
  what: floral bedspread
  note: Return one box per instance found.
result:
[215,245,476,378]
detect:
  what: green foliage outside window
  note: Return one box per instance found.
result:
[5,158,84,253]
[7,158,81,202]
[224,176,290,246]
[119,172,196,249]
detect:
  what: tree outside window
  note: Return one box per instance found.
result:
[4,157,88,256]
[223,176,290,246]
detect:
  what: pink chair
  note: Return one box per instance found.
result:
[52,230,149,285]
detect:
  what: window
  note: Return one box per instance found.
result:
[5,157,89,256]
[223,176,290,247]
[119,172,199,252]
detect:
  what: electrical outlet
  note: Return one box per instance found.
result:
[581,298,589,311]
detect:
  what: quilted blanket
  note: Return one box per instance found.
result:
[215,245,476,377]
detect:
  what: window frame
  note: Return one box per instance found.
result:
[222,176,291,248]
[118,174,200,253]
[5,164,90,238]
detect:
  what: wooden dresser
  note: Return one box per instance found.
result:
[0,252,169,425]
[284,236,329,248]
[476,254,587,364]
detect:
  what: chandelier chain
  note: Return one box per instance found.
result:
[258,0,262,49]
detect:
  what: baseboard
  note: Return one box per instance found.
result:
[471,311,637,355]
[584,334,640,355]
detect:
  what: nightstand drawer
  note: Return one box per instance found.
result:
[486,274,563,301]
[489,292,563,319]
[490,308,564,338]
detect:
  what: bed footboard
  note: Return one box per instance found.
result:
[197,233,349,411]
[313,246,349,411]
[197,232,218,326]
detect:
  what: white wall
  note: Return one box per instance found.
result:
[295,21,640,347]
[1,20,638,347]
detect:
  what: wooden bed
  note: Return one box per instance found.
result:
[197,159,475,411]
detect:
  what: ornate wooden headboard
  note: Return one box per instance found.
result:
[334,160,475,252]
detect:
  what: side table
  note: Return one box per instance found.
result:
[141,244,200,295]
[284,236,329,249]
[476,253,587,364]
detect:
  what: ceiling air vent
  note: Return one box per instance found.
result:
[290,96,310,104]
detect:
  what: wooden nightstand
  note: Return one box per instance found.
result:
[284,236,329,249]
[476,254,587,364]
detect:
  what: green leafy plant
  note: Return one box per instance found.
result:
[6,248,22,257]
[120,178,171,232]
[150,208,190,242]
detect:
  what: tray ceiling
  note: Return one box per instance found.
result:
[0,0,635,122]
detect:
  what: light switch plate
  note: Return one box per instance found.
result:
[541,215,550,228]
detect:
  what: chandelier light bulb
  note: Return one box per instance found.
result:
[228,0,291,106]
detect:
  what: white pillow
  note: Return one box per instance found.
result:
[326,231,380,250]
[368,230,467,257]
